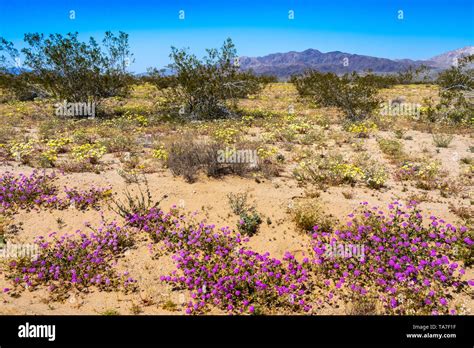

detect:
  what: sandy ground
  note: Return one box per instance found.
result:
[0,83,472,315]
[0,131,472,315]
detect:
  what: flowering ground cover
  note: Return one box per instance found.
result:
[0,171,111,213]
[0,83,472,315]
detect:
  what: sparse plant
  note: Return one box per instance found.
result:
[291,199,337,232]
[162,300,179,312]
[237,210,262,237]
[101,309,121,316]
[377,138,405,161]
[227,192,250,215]
[108,175,165,219]
[432,133,454,148]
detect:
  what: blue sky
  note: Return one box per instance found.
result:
[0,0,472,72]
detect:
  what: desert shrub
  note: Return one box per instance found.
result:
[70,127,100,145]
[291,71,382,122]
[166,38,263,120]
[227,192,250,215]
[227,192,262,236]
[166,139,256,183]
[0,124,17,145]
[37,118,73,141]
[419,97,439,123]
[237,210,262,236]
[420,55,473,124]
[291,199,337,232]
[166,140,218,182]
[432,133,454,148]
[151,145,169,161]
[298,128,326,145]
[357,66,430,88]
[377,138,405,161]
[109,176,164,219]
[140,67,178,89]
[435,54,474,124]
[0,32,134,111]
[313,201,472,315]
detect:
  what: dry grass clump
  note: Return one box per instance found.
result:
[290,198,338,233]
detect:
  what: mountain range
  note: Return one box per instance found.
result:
[238,46,474,79]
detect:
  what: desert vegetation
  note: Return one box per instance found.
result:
[0,33,472,315]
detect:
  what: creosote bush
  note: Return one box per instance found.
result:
[166,38,264,120]
[435,54,474,124]
[291,71,382,122]
[0,32,134,111]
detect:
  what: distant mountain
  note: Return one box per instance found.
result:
[238,46,474,79]
[3,67,26,75]
[426,46,474,68]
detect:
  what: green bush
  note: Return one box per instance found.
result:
[432,54,474,124]
[377,138,405,160]
[0,32,134,110]
[238,210,262,236]
[291,71,382,122]
[166,38,264,120]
